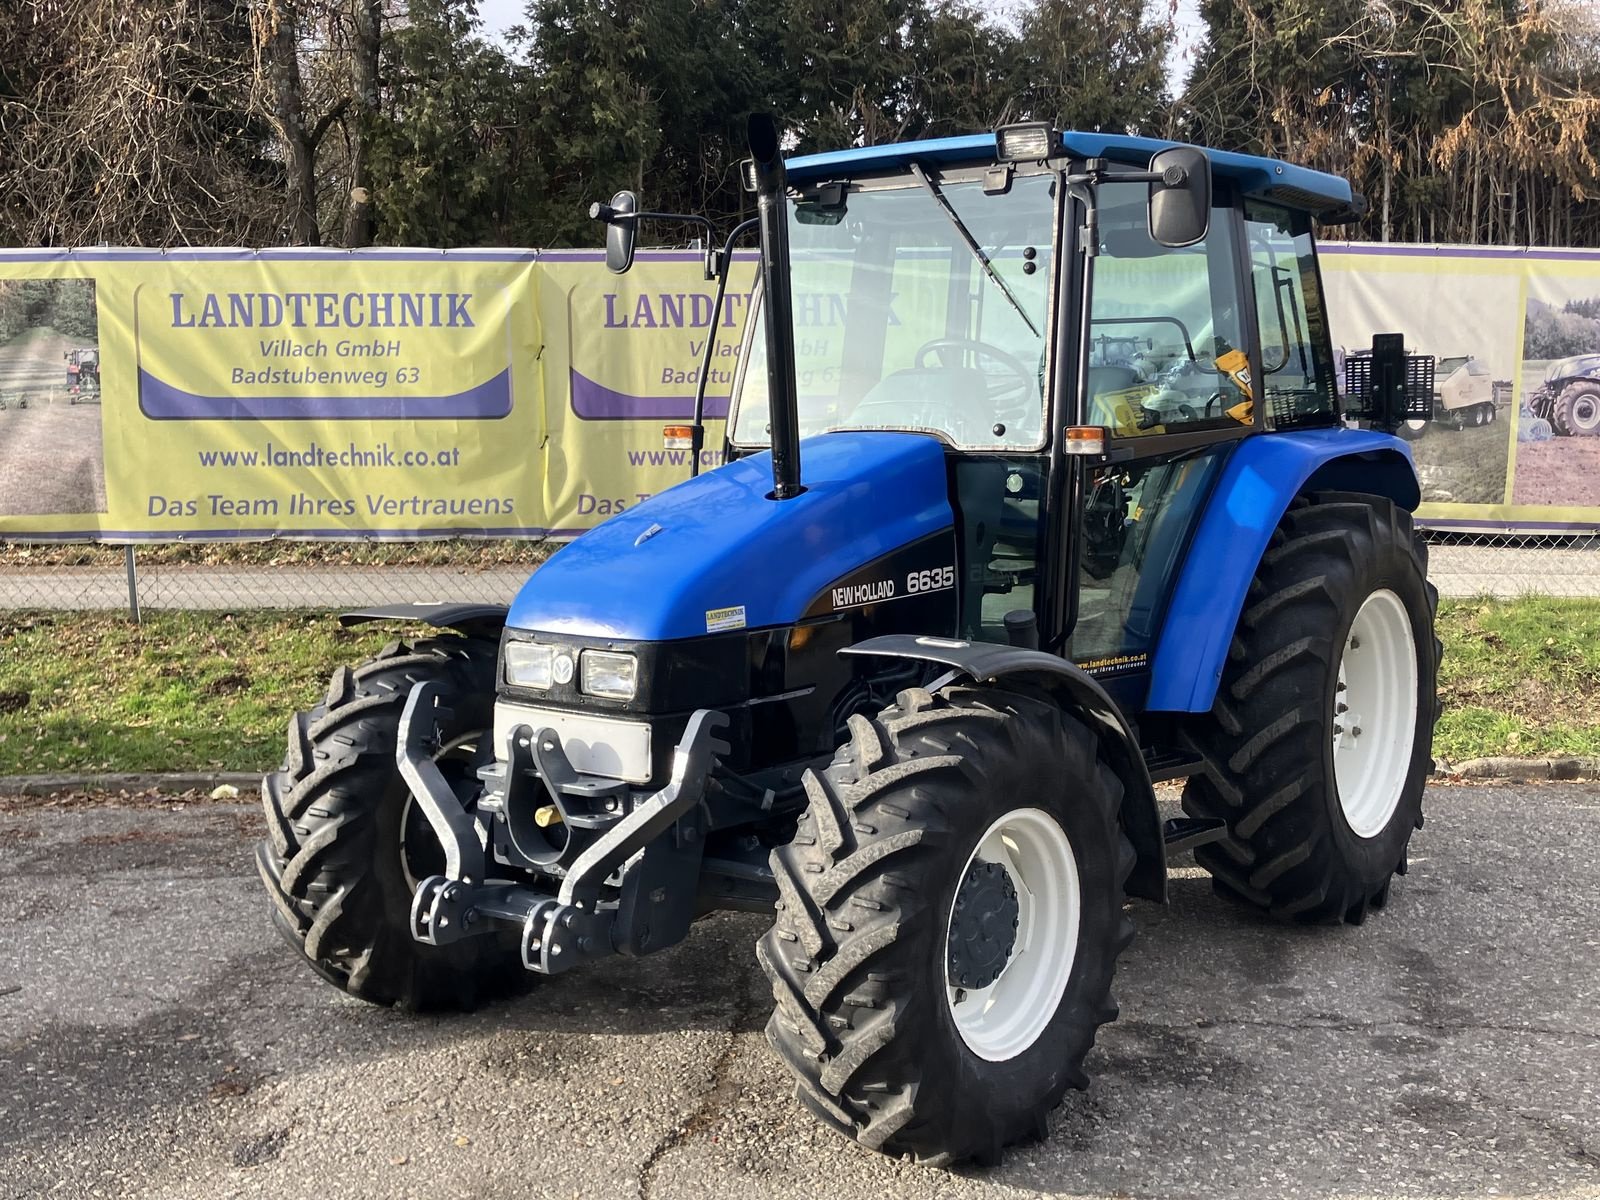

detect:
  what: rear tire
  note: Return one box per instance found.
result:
[1552,380,1600,436]
[255,636,526,1010]
[758,685,1134,1165]
[1180,493,1439,924]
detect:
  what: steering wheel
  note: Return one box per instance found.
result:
[913,338,1038,434]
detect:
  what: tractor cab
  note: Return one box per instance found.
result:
[720,125,1362,709]
[260,119,1439,1169]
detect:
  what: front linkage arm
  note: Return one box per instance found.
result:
[398,686,730,976]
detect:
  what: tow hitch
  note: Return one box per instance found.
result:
[396,681,730,975]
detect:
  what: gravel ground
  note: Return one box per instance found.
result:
[0,402,106,518]
[0,783,1597,1200]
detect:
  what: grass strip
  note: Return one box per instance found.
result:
[0,599,1596,776]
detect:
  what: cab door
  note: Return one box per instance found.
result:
[1065,181,1260,708]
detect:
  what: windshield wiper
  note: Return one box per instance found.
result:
[908,162,1040,338]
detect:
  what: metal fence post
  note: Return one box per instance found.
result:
[124,545,141,624]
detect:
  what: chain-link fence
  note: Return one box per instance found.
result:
[0,539,551,616]
[3,527,1599,616]
[1424,529,1600,598]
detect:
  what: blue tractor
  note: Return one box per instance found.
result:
[1528,353,1600,436]
[257,118,1440,1165]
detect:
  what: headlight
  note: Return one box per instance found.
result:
[504,642,556,689]
[581,650,638,700]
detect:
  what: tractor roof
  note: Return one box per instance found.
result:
[786,131,1353,215]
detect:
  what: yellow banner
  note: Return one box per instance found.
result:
[1,251,549,537]
[536,253,754,527]
[2,244,1599,540]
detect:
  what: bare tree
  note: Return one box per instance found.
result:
[342,0,381,245]
[0,0,283,247]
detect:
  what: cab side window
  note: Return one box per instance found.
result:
[1085,183,1251,437]
[1244,203,1339,426]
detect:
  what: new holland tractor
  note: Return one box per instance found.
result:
[1528,354,1600,435]
[256,117,1440,1165]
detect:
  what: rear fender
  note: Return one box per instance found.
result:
[1146,428,1418,714]
[842,635,1166,903]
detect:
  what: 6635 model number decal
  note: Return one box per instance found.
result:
[906,565,956,594]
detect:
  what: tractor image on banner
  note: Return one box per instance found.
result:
[1528,354,1600,436]
[256,117,1441,1165]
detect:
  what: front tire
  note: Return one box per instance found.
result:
[1180,493,1439,924]
[758,685,1134,1165]
[255,636,525,1010]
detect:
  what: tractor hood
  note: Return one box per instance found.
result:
[1546,354,1600,382]
[508,431,953,641]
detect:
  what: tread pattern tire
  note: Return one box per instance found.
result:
[1552,380,1600,437]
[758,684,1135,1165]
[256,636,526,1010]
[1180,492,1440,925]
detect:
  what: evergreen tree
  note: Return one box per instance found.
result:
[1014,0,1173,134]
[368,0,530,246]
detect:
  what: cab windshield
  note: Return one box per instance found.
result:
[731,169,1055,450]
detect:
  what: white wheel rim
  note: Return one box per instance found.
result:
[1574,396,1600,432]
[1333,589,1418,838]
[944,807,1080,1062]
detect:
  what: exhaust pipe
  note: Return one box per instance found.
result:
[746,114,804,501]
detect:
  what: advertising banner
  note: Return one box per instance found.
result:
[0,249,548,539]
[535,253,754,527]
[3,242,1600,541]
[0,249,751,540]
[1323,242,1600,531]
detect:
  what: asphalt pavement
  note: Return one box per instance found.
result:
[0,783,1596,1200]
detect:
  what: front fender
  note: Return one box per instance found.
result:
[842,635,1166,903]
[340,602,507,639]
[1146,428,1418,714]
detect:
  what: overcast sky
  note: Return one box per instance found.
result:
[470,0,1206,93]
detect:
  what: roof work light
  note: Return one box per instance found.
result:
[995,122,1055,163]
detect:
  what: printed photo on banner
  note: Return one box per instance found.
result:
[1321,247,1518,513]
[1519,273,1600,508]
[0,275,106,517]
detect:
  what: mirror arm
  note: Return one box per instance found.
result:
[589,206,719,274]
[1065,168,1167,187]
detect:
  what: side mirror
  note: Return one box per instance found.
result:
[1148,147,1211,248]
[590,189,639,274]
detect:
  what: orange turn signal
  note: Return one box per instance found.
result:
[1062,425,1106,455]
[662,424,695,450]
